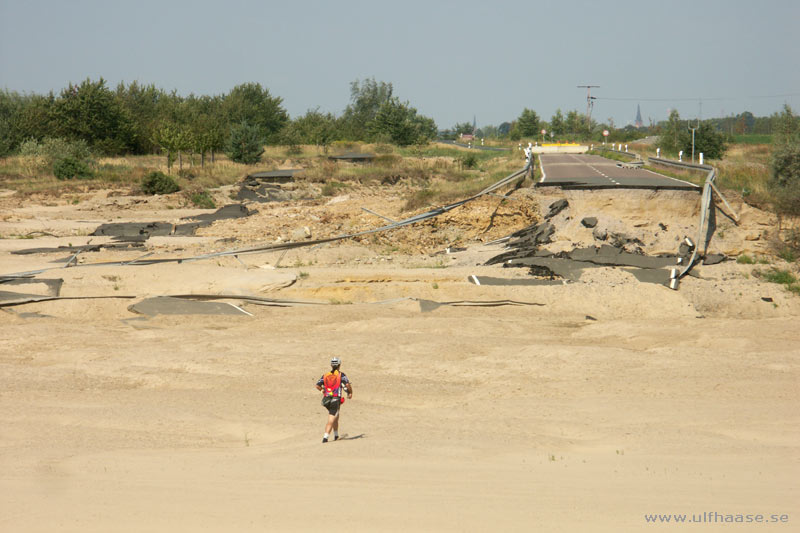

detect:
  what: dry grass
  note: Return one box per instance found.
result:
[1,143,525,210]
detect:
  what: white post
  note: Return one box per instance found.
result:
[657,148,660,158]
[699,153,704,165]
[679,150,683,162]
[518,143,521,151]
[625,144,628,152]
[468,142,472,149]
[481,138,484,146]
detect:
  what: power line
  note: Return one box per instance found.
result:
[595,92,800,102]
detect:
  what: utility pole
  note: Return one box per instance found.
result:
[688,122,697,163]
[577,85,599,128]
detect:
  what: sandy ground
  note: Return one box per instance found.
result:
[1,182,799,532]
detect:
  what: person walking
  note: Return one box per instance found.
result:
[316,357,353,443]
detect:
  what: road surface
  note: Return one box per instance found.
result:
[538,153,700,191]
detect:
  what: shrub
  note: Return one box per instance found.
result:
[189,190,215,209]
[460,153,478,169]
[226,122,264,164]
[756,268,797,285]
[142,171,180,195]
[53,157,93,180]
[19,137,92,163]
[769,141,800,216]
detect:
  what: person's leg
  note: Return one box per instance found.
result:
[325,414,336,435]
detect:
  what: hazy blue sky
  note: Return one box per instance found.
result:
[2,0,798,129]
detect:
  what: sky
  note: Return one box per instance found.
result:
[2,0,799,129]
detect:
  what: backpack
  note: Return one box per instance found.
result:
[323,370,342,397]
[321,370,346,407]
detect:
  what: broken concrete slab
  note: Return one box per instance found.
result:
[468,275,566,286]
[182,204,253,223]
[128,296,252,317]
[92,222,173,238]
[0,277,63,295]
[625,268,673,286]
[246,169,303,183]
[545,199,569,219]
[702,254,726,265]
[567,245,677,269]
[506,257,589,281]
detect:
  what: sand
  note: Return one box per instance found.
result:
[1,183,798,532]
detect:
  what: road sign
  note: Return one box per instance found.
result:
[603,130,609,137]
[541,129,546,135]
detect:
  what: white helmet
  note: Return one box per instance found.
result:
[330,357,341,367]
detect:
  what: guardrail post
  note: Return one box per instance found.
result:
[679,150,683,162]
[699,153,704,165]
[625,144,628,152]
[657,148,660,158]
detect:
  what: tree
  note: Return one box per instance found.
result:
[50,78,135,154]
[774,105,799,144]
[516,108,540,137]
[222,83,288,144]
[369,99,436,146]
[769,106,800,216]
[565,110,584,135]
[115,81,177,154]
[549,110,565,136]
[284,108,339,151]
[452,122,474,136]
[683,122,726,160]
[498,122,512,136]
[769,141,800,216]
[341,78,394,140]
[658,110,688,155]
[226,122,264,164]
[152,123,181,173]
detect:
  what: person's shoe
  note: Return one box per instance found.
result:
[334,435,339,441]
[322,437,328,443]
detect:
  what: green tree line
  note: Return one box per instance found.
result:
[0,77,438,164]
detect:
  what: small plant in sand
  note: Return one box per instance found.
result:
[142,171,180,195]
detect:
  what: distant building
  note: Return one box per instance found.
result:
[635,104,643,128]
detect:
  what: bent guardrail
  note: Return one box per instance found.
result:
[655,157,738,288]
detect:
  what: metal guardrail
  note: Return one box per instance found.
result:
[671,159,738,288]
[593,146,640,159]
[648,156,712,172]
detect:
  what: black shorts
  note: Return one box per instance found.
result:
[322,395,341,416]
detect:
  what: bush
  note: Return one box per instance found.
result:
[53,157,93,180]
[460,153,478,169]
[19,137,91,163]
[189,190,215,209]
[769,141,800,216]
[142,171,180,195]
